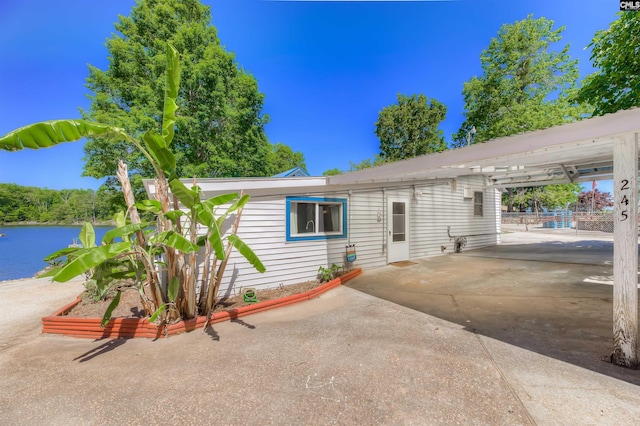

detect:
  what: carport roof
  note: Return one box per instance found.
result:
[328,108,640,189]
[145,108,640,197]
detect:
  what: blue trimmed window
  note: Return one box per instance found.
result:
[286,197,347,242]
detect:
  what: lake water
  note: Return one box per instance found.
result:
[0,226,111,282]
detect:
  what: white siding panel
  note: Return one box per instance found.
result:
[212,194,353,297]
[344,189,387,270]
[202,177,500,298]
[409,176,499,259]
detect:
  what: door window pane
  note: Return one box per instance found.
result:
[393,202,405,215]
[392,202,406,242]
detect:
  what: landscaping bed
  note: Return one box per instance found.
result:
[42,268,361,339]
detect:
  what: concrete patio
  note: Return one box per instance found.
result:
[0,229,639,424]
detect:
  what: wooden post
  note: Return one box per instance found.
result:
[612,133,638,368]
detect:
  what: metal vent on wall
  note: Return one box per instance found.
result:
[463,186,473,199]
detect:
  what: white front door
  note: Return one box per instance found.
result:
[387,197,410,263]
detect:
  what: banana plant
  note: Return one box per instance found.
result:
[0,43,265,325]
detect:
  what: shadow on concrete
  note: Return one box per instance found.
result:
[73,339,128,362]
[463,240,621,265]
[230,318,256,329]
[347,240,640,386]
[204,326,220,341]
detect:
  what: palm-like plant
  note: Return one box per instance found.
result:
[0,44,265,325]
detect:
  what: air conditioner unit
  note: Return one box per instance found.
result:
[463,186,473,199]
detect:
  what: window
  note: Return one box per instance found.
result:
[286,197,347,241]
[391,202,406,242]
[474,191,483,216]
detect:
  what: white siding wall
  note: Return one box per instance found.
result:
[208,176,499,297]
[214,193,351,298]
[408,176,499,260]
[343,189,387,270]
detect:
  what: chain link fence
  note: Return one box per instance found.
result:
[502,210,617,233]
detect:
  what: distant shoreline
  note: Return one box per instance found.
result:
[0,222,114,227]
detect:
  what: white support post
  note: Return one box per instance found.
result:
[612,133,638,368]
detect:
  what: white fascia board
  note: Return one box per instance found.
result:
[328,108,640,185]
[144,176,328,196]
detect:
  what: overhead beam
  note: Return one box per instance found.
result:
[489,179,571,189]
[612,133,638,368]
[559,164,575,182]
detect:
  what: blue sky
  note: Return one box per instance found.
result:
[0,0,619,195]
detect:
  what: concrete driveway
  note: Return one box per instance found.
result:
[1,228,639,424]
[347,227,640,387]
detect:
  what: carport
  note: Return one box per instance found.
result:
[331,108,640,368]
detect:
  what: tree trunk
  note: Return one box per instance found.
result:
[116,161,164,314]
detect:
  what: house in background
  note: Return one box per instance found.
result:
[271,166,310,178]
[145,108,640,299]
[146,169,499,298]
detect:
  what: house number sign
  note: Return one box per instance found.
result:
[620,179,630,221]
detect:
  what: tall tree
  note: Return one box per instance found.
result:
[375,93,447,162]
[453,15,587,147]
[503,183,581,213]
[266,142,307,175]
[454,15,587,212]
[82,0,271,193]
[577,12,640,115]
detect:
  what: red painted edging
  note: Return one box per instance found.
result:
[42,268,361,339]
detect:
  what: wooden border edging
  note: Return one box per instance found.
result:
[42,268,362,339]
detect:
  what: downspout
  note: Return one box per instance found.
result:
[348,189,352,245]
[382,188,386,254]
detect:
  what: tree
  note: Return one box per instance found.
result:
[453,15,588,147]
[577,12,640,115]
[454,15,589,212]
[348,154,387,172]
[0,184,110,224]
[82,0,271,194]
[375,94,447,162]
[1,44,265,324]
[576,189,614,212]
[322,168,342,176]
[266,142,306,175]
[503,183,581,214]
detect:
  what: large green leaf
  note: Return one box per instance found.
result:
[79,222,95,248]
[169,179,198,209]
[0,120,121,151]
[43,246,81,262]
[193,203,214,228]
[101,291,122,327]
[208,218,225,260]
[163,210,184,221]
[114,211,127,228]
[149,304,165,323]
[227,194,250,214]
[205,193,238,207]
[228,235,265,273]
[135,199,162,213]
[37,265,63,278]
[52,242,132,282]
[143,131,176,174]
[162,44,180,146]
[102,223,151,245]
[215,194,250,228]
[152,231,198,253]
[168,277,179,303]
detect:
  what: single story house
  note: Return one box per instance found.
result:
[147,107,640,365]
[144,108,640,299]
